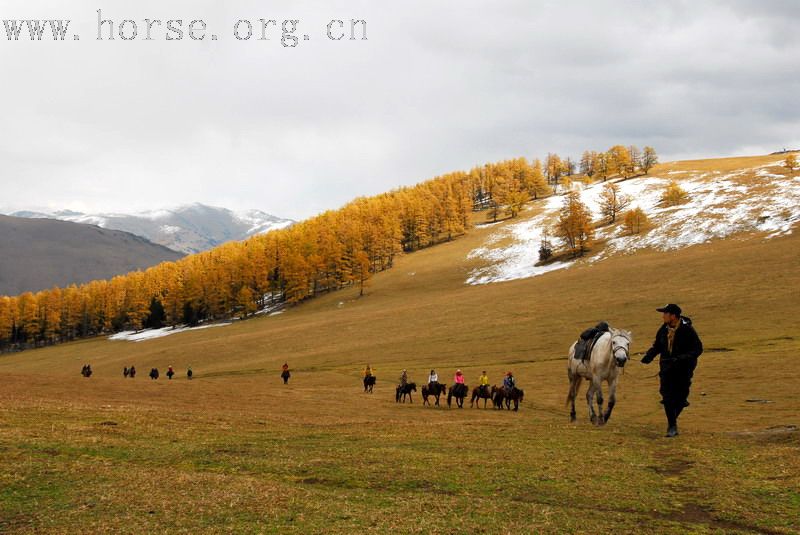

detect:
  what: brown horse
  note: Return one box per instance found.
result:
[422,383,447,406]
[395,382,417,403]
[447,383,469,408]
[492,386,524,410]
[363,375,376,393]
[470,385,493,408]
[504,388,525,411]
[492,386,506,409]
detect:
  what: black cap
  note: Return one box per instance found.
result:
[656,303,682,315]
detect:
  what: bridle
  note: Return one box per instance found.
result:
[611,333,631,364]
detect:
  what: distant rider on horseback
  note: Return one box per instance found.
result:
[399,369,409,388]
[503,371,516,393]
[478,370,490,396]
[454,369,465,385]
[427,369,438,391]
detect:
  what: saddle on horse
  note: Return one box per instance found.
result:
[574,321,610,361]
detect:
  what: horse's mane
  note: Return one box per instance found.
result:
[609,327,633,343]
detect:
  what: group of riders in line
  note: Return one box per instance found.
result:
[361,365,523,409]
[81,364,192,380]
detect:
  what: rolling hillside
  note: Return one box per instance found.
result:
[0,215,184,295]
[1,154,798,533]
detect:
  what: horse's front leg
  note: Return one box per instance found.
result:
[593,376,605,426]
[603,375,618,423]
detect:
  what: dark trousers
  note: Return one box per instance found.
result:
[659,358,698,424]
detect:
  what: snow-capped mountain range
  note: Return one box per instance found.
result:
[8,203,294,254]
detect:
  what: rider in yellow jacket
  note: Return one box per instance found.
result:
[478,371,490,395]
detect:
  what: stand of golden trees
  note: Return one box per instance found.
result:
[0,146,656,351]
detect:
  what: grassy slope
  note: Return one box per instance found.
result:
[1,154,798,534]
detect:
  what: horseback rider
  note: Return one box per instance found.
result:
[399,369,409,387]
[453,369,466,396]
[129,365,136,378]
[281,363,291,384]
[641,304,703,438]
[123,367,129,378]
[503,371,516,393]
[427,369,438,391]
[187,366,193,380]
[363,364,374,378]
[478,370,490,396]
[167,365,175,380]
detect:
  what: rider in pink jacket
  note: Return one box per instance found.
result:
[454,369,465,384]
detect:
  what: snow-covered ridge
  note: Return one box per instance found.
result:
[6,203,294,255]
[467,163,800,285]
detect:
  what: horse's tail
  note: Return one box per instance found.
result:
[566,375,580,408]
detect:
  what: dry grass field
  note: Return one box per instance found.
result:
[1,155,799,534]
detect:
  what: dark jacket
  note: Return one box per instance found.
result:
[642,316,703,365]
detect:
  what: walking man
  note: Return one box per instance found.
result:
[641,304,703,437]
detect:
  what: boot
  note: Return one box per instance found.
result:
[664,406,679,437]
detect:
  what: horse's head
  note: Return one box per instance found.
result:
[409,383,417,392]
[610,329,632,368]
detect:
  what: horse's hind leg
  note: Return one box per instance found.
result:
[586,381,597,424]
[568,376,582,422]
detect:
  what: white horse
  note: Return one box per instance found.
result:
[566,328,632,425]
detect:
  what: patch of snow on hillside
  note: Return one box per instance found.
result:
[108,322,230,342]
[466,168,800,285]
[467,210,569,285]
[69,215,108,227]
[139,209,175,221]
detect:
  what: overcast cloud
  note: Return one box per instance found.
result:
[0,0,798,220]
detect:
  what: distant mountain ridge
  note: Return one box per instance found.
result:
[9,204,294,254]
[0,215,183,295]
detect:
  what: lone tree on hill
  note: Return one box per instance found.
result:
[785,153,798,174]
[538,229,554,262]
[607,145,633,179]
[556,191,594,257]
[641,147,658,174]
[660,180,689,207]
[599,182,632,224]
[623,207,649,235]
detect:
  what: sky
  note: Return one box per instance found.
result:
[1,0,798,220]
